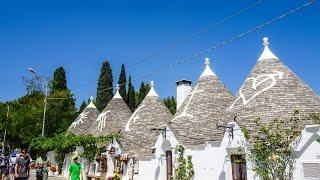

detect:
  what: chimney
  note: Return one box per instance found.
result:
[176,79,192,110]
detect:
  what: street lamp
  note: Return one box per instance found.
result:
[27,67,48,137]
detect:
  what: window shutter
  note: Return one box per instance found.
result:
[302,163,320,179]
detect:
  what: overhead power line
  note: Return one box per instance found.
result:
[95,0,319,94]
[73,0,265,93]
[135,0,319,81]
[127,0,265,69]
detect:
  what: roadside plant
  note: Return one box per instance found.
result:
[174,144,194,180]
[243,111,300,180]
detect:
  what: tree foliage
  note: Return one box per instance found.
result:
[3,92,44,148]
[126,76,136,111]
[117,64,127,99]
[163,96,176,115]
[46,89,77,137]
[30,133,119,174]
[136,82,150,106]
[78,100,87,114]
[96,61,113,111]
[174,144,194,180]
[243,111,300,180]
[52,67,67,92]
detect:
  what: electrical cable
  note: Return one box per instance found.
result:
[94,0,319,94]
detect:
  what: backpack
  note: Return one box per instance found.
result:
[36,168,43,177]
[9,156,17,165]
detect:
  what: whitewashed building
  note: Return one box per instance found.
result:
[134,37,320,180]
[65,37,320,180]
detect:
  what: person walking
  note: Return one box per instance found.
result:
[0,153,9,180]
[69,156,82,180]
[14,149,31,180]
[35,153,50,180]
[9,153,17,180]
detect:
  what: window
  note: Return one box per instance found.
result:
[302,162,320,179]
[231,155,247,180]
[166,151,173,180]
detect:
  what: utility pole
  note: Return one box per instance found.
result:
[42,80,48,137]
[27,67,48,137]
[2,104,9,153]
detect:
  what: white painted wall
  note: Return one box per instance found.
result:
[293,125,320,180]
[119,124,320,180]
[176,82,192,110]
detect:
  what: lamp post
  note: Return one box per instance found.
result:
[27,67,48,137]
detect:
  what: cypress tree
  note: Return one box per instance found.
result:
[96,61,113,111]
[117,64,127,99]
[137,82,151,106]
[79,100,87,113]
[163,96,177,115]
[52,67,67,92]
[126,76,136,111]
[47,67,76,137]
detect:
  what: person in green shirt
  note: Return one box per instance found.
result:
[69,156,82,180]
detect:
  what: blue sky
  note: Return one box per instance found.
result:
[0,0,319,107]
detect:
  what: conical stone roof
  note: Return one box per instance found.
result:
[120,81,173,157]
[91,84,132,136]
[68,97,100,135]
[169,58,235,147]
[228,37,320,131]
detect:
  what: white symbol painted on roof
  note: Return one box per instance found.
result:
[171,83,203,122]
[228,70,284,110]
[96,110,111,132]
[125,104,146,131]
[70,111,89,128]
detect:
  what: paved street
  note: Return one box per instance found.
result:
[29,173,68,180]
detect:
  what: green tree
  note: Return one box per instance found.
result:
[136,82,150,106]
[126,76,136,111]
[96,61,113,111]
[8,92,44,148]
[117,64,127,99]
[45,67,77,137]
[52,67,67,92]
[163,96,177,115]
[174,144,194,180]
[78,100,87,113]
[243,111,300,180]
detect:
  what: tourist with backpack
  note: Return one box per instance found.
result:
[9,153,17,180]
[14,149,31,180]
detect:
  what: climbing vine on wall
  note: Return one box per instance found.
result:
[243,111,301,180]
[30,132,119,174]
[174,144,194,180]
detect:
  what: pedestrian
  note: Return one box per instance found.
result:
[9,152,17,180]
[69,156,82,180]
[0,153,9,180]
[35,155,43,180]
[14,149,31,180]
[35,152,50,180]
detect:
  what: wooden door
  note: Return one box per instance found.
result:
[166,151,173,180]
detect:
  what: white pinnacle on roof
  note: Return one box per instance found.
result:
[87,96,97,108]
[200,58,216,78]
[258,37,279,61]
[113,84,122,99]
[146,81,159,97]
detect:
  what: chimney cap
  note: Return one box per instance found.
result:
[176,79,192,85]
